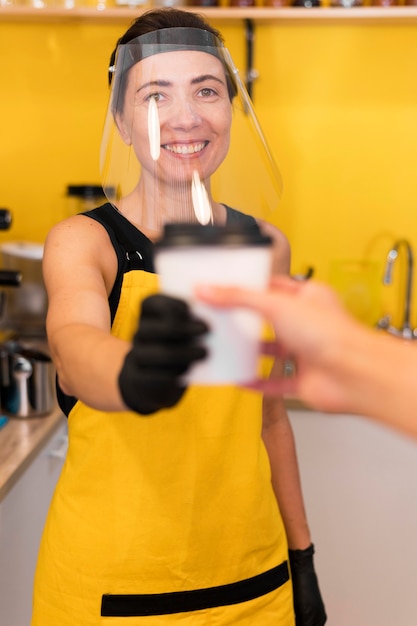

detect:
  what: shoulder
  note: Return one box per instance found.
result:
[44,213,114,253]
[43,214,118,294]
[256,218,291,275]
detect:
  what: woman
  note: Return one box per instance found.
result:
[32,9,326,626]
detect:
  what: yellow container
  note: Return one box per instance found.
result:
[329,259,383,326]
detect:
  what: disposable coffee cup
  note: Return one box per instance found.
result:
[154,222,273,385]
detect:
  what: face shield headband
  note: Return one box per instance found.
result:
[100,27,283,234]
[109,28,237,97]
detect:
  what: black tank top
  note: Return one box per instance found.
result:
[57,203,257,416]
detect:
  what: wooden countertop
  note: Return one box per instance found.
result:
[285,397,310,411]
[0,407,65,502]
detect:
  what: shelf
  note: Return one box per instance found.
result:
[1,5,417,24]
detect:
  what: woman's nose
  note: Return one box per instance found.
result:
[168,99,202,129]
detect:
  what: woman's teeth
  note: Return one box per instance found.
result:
[164,142,206,155]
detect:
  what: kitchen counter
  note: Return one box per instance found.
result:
[0,406,65,502]
[285,397,310,411]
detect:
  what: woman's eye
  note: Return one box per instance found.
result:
[145,93,164,104]
[143,92,164,105]
[134,92,164,107]
[199,87,217,98]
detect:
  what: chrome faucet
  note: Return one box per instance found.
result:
[377,239,416,339]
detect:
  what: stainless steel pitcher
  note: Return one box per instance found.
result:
[0,344,55,418]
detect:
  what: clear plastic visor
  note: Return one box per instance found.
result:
[100,33,282,235]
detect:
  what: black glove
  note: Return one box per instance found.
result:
[118,294,208,415]
[289,543,327,626]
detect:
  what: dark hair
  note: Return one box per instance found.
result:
[108,8,237,111]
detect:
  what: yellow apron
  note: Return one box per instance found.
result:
[31,270,294,625]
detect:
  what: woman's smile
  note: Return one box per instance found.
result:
[162,141,209,156]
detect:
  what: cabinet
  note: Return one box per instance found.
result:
[0,419,67,626]
[289,410,417,626]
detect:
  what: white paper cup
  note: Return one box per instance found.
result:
[154,222,273,385]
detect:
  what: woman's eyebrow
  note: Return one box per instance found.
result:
[136,74,224,94]
[136,79,172,94]
[191,74,225,86]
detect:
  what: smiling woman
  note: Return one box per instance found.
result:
[31,8,326,626]
[100,12,282,237]
[113,49,233,225]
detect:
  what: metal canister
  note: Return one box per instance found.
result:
[0,344,55,418]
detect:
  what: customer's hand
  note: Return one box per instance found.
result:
[118,294,208,415]
[289,544,327,626]
[195,277,366,414]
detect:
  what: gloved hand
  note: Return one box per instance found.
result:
[289,543,327,626]
[118,294,208,415]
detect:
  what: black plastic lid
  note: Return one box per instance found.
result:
[155,222,272,248]
[66,185,106,199]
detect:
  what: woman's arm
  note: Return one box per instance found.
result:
[43,215,130,411]
[262,391,312,549]
[255,222,326,622]
[256,219,312,548]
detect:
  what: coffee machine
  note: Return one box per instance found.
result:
[0,209,55,418]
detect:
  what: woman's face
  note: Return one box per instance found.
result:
[116,50,233,185]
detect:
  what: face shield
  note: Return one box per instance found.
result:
[100,27,282,235]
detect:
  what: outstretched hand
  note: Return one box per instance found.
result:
[196,276,366,414]
[119,294,208,415]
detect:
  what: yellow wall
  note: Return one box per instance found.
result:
[1,15,417,327]
[254,21,417,327]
